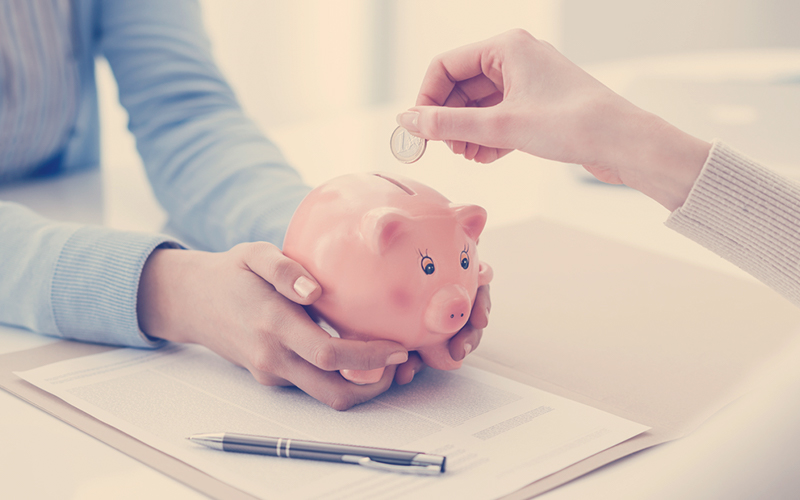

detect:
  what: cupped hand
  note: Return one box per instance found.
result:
[136,242,409,410]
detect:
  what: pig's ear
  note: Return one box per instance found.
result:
[452,204,487,241]
[360,207,413,254]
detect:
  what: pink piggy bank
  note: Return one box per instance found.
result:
[283,172,492,384]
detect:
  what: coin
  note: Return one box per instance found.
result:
[390,126,427,163]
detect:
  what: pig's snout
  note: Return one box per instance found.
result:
[424,284,472,334]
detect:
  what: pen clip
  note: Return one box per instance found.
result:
[343,455,442,475]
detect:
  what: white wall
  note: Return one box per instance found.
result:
[120,1,799,131]
[198,0,562,128]
[388,0,562,103]
[199,0,376,128]
[560,0,800,64]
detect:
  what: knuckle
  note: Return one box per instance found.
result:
[484,110,508,133]
[251,371,279,386]
[268,255,297,284]
[483,112,516,147]
[243,241,276,260]
[249,348,277,377]
[423,108,445,140]
[328,392,356,411]
[472,329,484,347]
[506,28,535,44]
[310,342,338,371]
[229,242,251,259]
[253,240,278,255]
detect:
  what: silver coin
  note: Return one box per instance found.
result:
[390,126,427,163]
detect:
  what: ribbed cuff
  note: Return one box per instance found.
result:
[51,226,181,348]
[666,140,800,305]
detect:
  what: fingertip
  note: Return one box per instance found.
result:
[293,275,320,302]
[396,110,420,134]
[341,368,384,385]
[472,312,489,330]
[387,351,409,365]
[464,142,480,161]
[395,353,424,385]
[395,366,415,385]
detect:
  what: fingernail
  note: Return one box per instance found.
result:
[446,140,454,152]
[396,111,420,133]
[293,276,317,299]
[463,343,473,358]
[387,351,408,365]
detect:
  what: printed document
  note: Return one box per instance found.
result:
[17,344,648,499]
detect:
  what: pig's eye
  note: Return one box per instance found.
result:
[421,255,435,275]
[460,247,470,270]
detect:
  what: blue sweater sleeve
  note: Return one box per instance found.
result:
[0,201,177,347]
[99,0,311,251]
[0,0,309,348]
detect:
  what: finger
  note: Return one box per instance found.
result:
[442,81,471,108]
[340,367,385,385]
[470,284,492,330]
[417,342,463,371]
[249,370,291,387]
[395,352,425,385]
[464,141,481,161]
[290,360,398,411]
[440,75,499,109]
[473,146,501,164]
[415,38,505,107]
[448,323,484,362]
[476,90,504,108]
[282,317,408,372]
[459,74,503,104]
[473,147,514,164]
[238,242,321,305]
[410,105,514,149]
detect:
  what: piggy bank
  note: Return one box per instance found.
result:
[283,172,492,384]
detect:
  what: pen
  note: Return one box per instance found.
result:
[187,432,445,475]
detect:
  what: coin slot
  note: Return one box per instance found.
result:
[374,174,416,195]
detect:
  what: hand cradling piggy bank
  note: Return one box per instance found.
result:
[283,172,493,384]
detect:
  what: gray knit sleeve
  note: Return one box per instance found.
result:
[666,140,800,306]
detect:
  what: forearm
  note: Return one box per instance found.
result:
[666,141,800,306]
[587,99,712,211]
[137,248,204,344]
[0,201,178,346]
[102,0,310,251]
[623,116,710,211]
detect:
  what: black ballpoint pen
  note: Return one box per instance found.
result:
[187,432,446,475]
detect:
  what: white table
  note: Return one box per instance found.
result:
[3,49,800,499]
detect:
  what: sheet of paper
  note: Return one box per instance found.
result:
[17,344,648,500]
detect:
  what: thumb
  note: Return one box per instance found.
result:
[397,105,508,147]
[237,242,322,305]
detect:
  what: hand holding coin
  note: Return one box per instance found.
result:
[390,126,427,164]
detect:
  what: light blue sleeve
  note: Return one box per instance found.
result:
[99,0,311,252]
[0,0,310,348]
[0,201,177,347]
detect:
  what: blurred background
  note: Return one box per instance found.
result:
[195,0,800,128]
[96,0,800,263]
